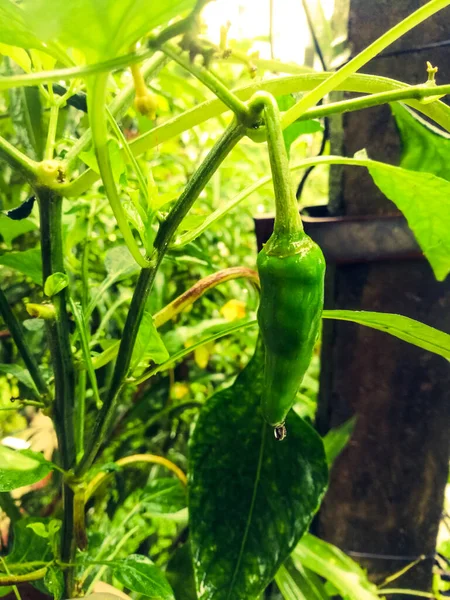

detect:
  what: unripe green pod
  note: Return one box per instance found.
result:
[257,233,325,429]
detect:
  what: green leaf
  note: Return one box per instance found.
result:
[141,478,187,515]
[80,139,126,184]
[0,0,47,51]
[323,417,356,467]
[132,311,170,370]
[27,522,49,538]
[0,248,43,284]
[189,342,328,600]
[284,120,323,154]
[363,159,450,281]
[111,554,174,599]
[0,363,39,394]
[44,565,64,600]
[166,543,197,600]
[44,272,68,297]
[104,245,139,282]
[22,0,196,60]
[5,517,55,565]
[276,560,328,600]
[392,102,450,180]
[322,310,450,359]
[0,447,53,491]
[293,534,379,600]
[0,215,36,247]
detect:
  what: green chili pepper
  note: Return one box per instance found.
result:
[249,92,326,439]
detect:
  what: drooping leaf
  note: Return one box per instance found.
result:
[0,214,36,246]
[322,310,450,360]
[292,534,379,600]
[110,554,174,600]
[392,102,450,180]
[22,0,196,61]
[140,478,187,515]
[0,447,53,492]
[0,248,43,284]
[189,343,328,600]
[362,158,450,281]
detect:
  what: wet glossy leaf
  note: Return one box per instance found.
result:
[189,343,328,600]
[0,446,53,491]
[110,554,174,599]
[166,543,197,600]
[0,248,43,284]
[323,310,450,359]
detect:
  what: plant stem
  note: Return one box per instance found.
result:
[0,134,38,180]
[0,288,50,399]
[88,73,151,268]
[282,0,450,126]
[76,119,244,476]
[160,41,250,124]
[44,104,59,161]
[248,92,303,236]
[62,73,450,198]
[36,188,77,596]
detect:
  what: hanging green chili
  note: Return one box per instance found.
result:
[248,92,325,440]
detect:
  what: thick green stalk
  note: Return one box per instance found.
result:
[248,92,303,236]
[76,119,245,476]
[283,0,450,126]
[0,288,50,399]
[37,188,76,596]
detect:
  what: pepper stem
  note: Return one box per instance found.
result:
[248,92,303,237]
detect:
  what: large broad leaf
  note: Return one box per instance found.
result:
[322,310,450,360]
[292,534,380,600]
[362,157,450,281]
[392,102,450,180]
[189,343,328,600]
[22,0,196,61]
[0,447,53,492]
[0,0,47,51]
[110,554,174,600]
[166,543,197,600]
[0,248,43,284]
